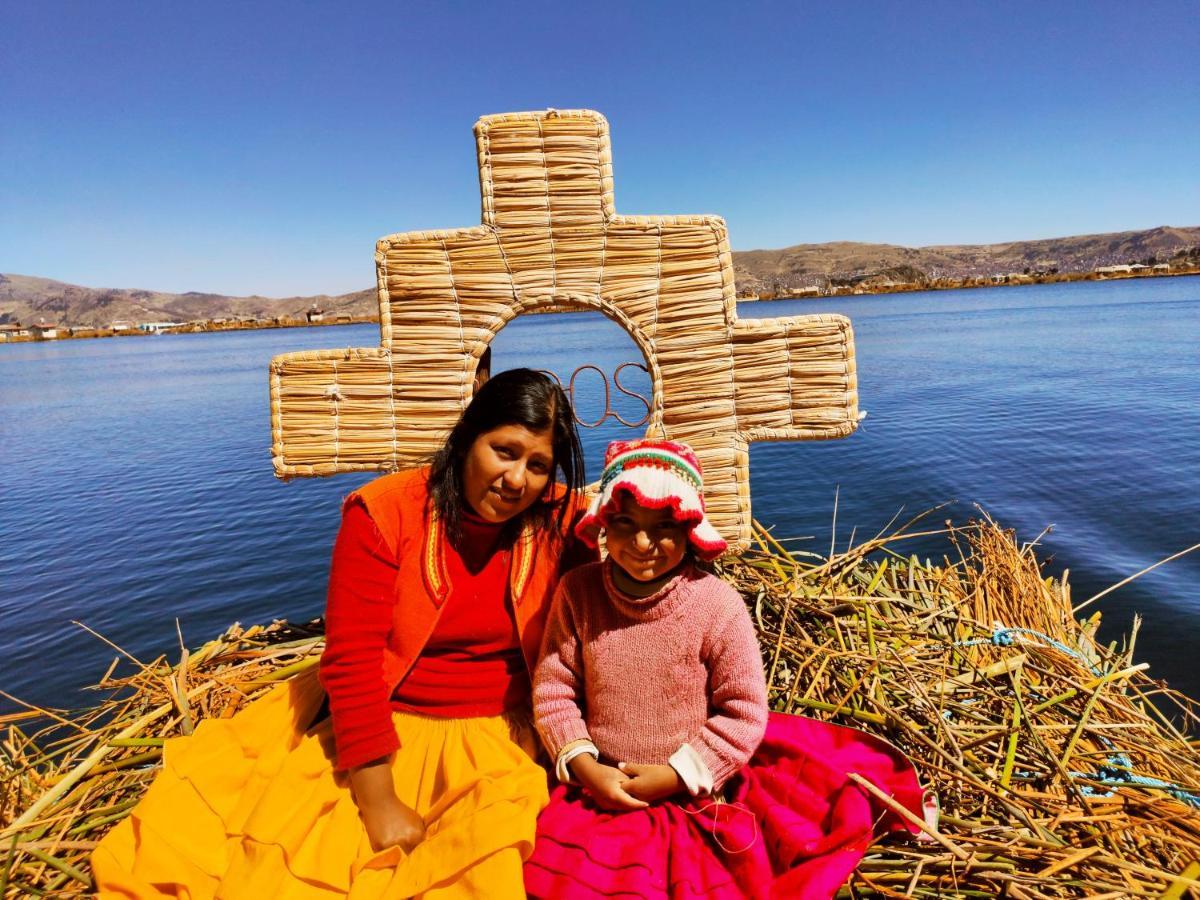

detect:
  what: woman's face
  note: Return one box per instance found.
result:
[462,424,555,523]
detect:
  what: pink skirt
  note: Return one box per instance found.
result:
[525,712,925,899]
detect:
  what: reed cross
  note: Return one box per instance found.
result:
[269,108,860,551]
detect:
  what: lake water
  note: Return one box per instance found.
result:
[2,277,1198,709]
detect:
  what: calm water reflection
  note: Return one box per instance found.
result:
[1,276,1197,707]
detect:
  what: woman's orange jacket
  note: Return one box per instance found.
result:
[320,467,591,769]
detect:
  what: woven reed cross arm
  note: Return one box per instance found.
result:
[268,109,860,552]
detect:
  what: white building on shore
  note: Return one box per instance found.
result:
[0,323,30,340]
[29,321,59,340]
[137,321,185,333]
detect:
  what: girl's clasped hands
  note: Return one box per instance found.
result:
[568,755,682,810]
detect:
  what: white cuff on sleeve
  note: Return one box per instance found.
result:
[555,741,600,784]
[668,743,715,797]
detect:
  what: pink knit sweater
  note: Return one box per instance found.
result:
[533,561,768,790]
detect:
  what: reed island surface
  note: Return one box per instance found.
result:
[2,512,1199,898]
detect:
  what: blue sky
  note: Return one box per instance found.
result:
[3,0,1197,296]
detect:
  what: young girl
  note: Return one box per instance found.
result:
[525,438,927,899]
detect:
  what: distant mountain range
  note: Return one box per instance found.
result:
[3,225,1197,328]
[731,224,1200,294]
[0,277,376,330]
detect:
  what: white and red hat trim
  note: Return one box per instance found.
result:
[576,438,727,561]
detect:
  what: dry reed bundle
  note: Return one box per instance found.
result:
[725,512,1200,898]
[2,515,1198,897]
[0,620,325,897]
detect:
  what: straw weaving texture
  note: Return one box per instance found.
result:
[269,109,860,551]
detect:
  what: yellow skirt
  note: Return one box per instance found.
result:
[92,669,549,899]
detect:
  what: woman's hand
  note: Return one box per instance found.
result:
[349,758,427,852]
[618,762,683,803]
[569,754,648,811]
[359,795,426,853]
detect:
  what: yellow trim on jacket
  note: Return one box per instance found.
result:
[347,466,586,694]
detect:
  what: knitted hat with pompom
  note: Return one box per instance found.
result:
[575,438,727,561]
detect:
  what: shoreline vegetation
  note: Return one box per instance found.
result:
[2,514,1199,896]
[744,258,1200,302]
[0,313,377,344]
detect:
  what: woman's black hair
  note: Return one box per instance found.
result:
[428,367,585,543]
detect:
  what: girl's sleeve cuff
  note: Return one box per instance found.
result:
[555,739,600,783]
[669,743,715,796]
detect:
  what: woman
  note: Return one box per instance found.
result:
[93,368,592,899]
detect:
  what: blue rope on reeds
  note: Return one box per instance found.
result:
[952,626,1200,810]
[1072,752,1200,809]
[958,626,1079,659]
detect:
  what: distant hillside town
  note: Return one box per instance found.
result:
[0,305,373,342]
[1,225,1197,341]
[731,225,1200,299]
[737,253,1195,300]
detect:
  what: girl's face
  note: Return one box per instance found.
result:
[462,424,554,523]
[604,494,689,583]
